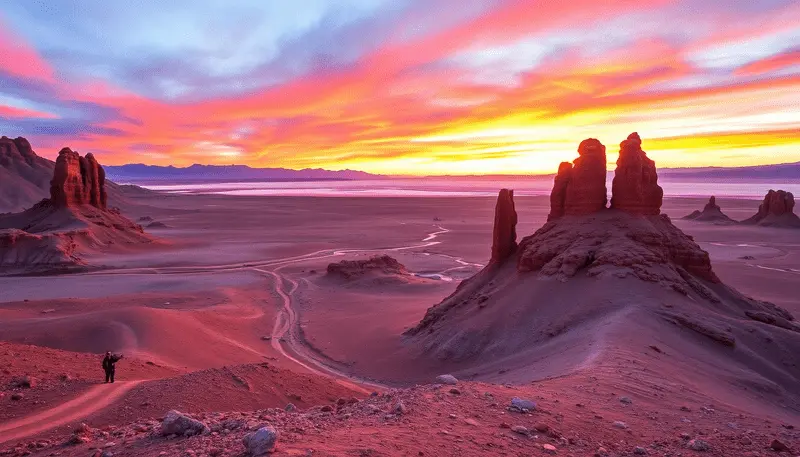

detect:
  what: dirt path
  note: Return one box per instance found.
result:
[0,381,143,445]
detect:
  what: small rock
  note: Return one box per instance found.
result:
[449,388,461,395]
[634,446,647,455]
[619,396,633,405]
[392,401,407,415]
[261,336,271,341]
[243,426,278,456]
[543,443,557,453]
[534,423,550,433]
[12,376,36,389]
[770,439,790,452]
[464,418,479,426]
[435,374,458,385]
[595,447,609,457]
[285,403,297,412]
[320,405,334,413]
[11,393,23,401]
[510,397,536,412]
[679,432,691,440]
[688,439,710,451]
[613,421,628,429]
[511,425,529,435]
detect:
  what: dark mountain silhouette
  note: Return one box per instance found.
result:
[104,164,378,183]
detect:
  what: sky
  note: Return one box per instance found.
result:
[1,0,799,175]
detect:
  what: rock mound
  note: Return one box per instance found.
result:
[741,190,800,228]
[405,134,798,402]
[682,196,737,224]
[325,255,411,284]
[490,189,517,264]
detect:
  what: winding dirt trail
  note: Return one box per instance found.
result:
[0,381,142,445]
[0,225,467,443]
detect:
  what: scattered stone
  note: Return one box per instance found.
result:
[634,446,647,455]
[11,376,36,389]
[160,410,209,437]
[243,426,278,456]
[510,397,536,412]
[688,439,710,451]
[534,423,550,433]
[392,401,407,415]
[448,388,461,395]
[542,443,557,453]
[435,374,458,385]
[511,425,529,435]
[619,396,632,405]
[613,421,628,429]
[770,439,790,452]
[11,393,23,401]
[284,403,297,412]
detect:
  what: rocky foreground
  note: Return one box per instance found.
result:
[2,374,798,457]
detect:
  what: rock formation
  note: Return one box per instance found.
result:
[741,190,800,228]
[557,138,608,217]
[49,148,108,209]
[406,133,798,404]
[682,196,736,224]
[610,132,663,215]
[0,144,155,274]
[490,189,517,263]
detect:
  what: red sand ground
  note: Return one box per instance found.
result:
[1,194,798,456]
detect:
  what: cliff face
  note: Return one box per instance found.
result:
[49,148,108,209]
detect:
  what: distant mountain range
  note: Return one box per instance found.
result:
[104,161,800,183]
[104,164,378,183]
[659,162,800,180]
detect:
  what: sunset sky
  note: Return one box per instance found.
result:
[1,0,799,175]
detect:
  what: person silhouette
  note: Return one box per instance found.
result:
[102,351,123,383]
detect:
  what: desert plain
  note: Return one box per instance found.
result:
[1,185,799,456]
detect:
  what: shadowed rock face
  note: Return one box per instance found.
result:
[49,148,107,209]
[610,132,663,215]
[741,190,800,228]
[548,162,573,221]
[490,189,517,264]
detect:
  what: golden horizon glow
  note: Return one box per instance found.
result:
[1,2,799,176]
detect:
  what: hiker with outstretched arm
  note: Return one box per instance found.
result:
[102,351,123,383]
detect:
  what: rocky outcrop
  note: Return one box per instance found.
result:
[682,196,736,224]
[741,190,800,228]
[610,132,663,215]
[490,189,517,264]
[49,148,107,209]
[326,255,409,280]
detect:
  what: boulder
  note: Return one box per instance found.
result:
[490,189,517,263]
[160,410,209,437]
[243,426,278,456]
[610,132,663,215]
[435,374,458,385]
